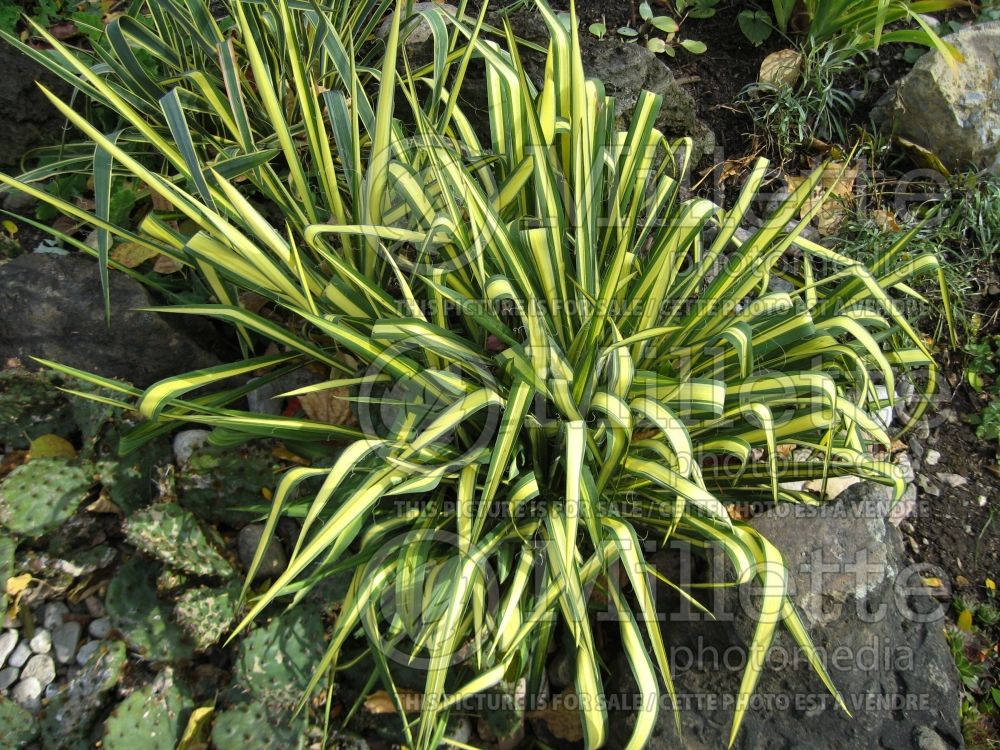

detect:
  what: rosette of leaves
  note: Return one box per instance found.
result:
[0,1,949,749]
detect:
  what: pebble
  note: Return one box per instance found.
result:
[0,630,18,667]
[173,429,212,465]
[88,617,111,639]
[11,677,42,711]
[22,654,56,687]
[42,601,69,630]
[52,621,82,665]
[924,449,940,467]
[8,641,32,668]
[238,524,288,582]
[938,472,967,488]
[0,667,18,690]
[76,640,102,666]
[29,629,52,655]
[84,596,105,618]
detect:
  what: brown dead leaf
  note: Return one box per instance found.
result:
[726,504,754,521]
[786,162,858,236]
[759,49,803,87]
[0,451,29,481]
[52,215,83,236]
[86,491,123,515]
[364,689,422,715]
[528,692,584,742]
[775,443,796,459]
[111,242,160,268]
[873,209,900,232]
[152,254,184,274]
[49,22,79,40]
[299,386,358,427]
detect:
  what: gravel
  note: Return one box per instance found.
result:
[76,640,102,666]
[0,630,17,667]
[29,628,52,654]
[11,677,42,711]
[8,641,32,668]
[88,617,111,639]
[0,667,18,690]
[52,621,82,665]
[42,601,69,630]
[21,653,56,687]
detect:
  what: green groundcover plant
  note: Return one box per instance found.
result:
[0,1,949,747]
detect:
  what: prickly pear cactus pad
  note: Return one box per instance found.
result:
[123,503,235,579]
[211,704,306,750]
[105,557,194,662]
[92,425,172,514]
[232,605,326,709]
[102,669,192,750]
[0,697,39,748]
[174,583,240,651]
[0,458,93,537]
[0,368,74,449]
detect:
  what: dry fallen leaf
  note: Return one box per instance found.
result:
[956,609,973,632]
[759,48,803,87]
[364,689,422,715]
[85,491,123,515]
[111,243,160,268]
[152,254,184,274]
[528,692,584,743]
[786,162,858,236]
[299,386,358,427]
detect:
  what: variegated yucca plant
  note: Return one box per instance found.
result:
[0,0,947,747]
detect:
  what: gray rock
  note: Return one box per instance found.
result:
[0,42,70,169]
[75,640,101,666]
[915,724,951,750]
[238,524,288,582]
[84,596,105,618]
[172,429,212,466]
[11,677,43,711]
[608,482,963,750]
[0,253,225,388]
[8,641,32,668]
[29,629,52,655]
[0,630,18,667]
[874,22,1000,173]
[87,617,111,640]
[52,621,82,665]
[0,666,18,690]
[42,601,69,630]
[21,654,56,687]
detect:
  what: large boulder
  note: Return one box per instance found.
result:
[0,253,224,387]
[0,38,70,170]
[874,22,1000,173]
[609,482,964,749]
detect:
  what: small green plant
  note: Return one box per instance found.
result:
[615,1,708,56]
[758,0,961,61]
[738,42,859,162]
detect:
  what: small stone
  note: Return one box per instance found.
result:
[11,677,42,711]
[0,630,18,667]
[21,653,56,687]
[84,596,105,618]
[8,641,32,668]
[87,617,111,639]
[52,621,81,665]
[937,472,967,488]
[0,666,18,690]
[76,640,101,666]
[980,495,988,507]
[238,524,288,582]
[42,601,69,630]
[913,725,949,750]
[924,449,941,466]
[172,429,212,466]
[29,629,52,654]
